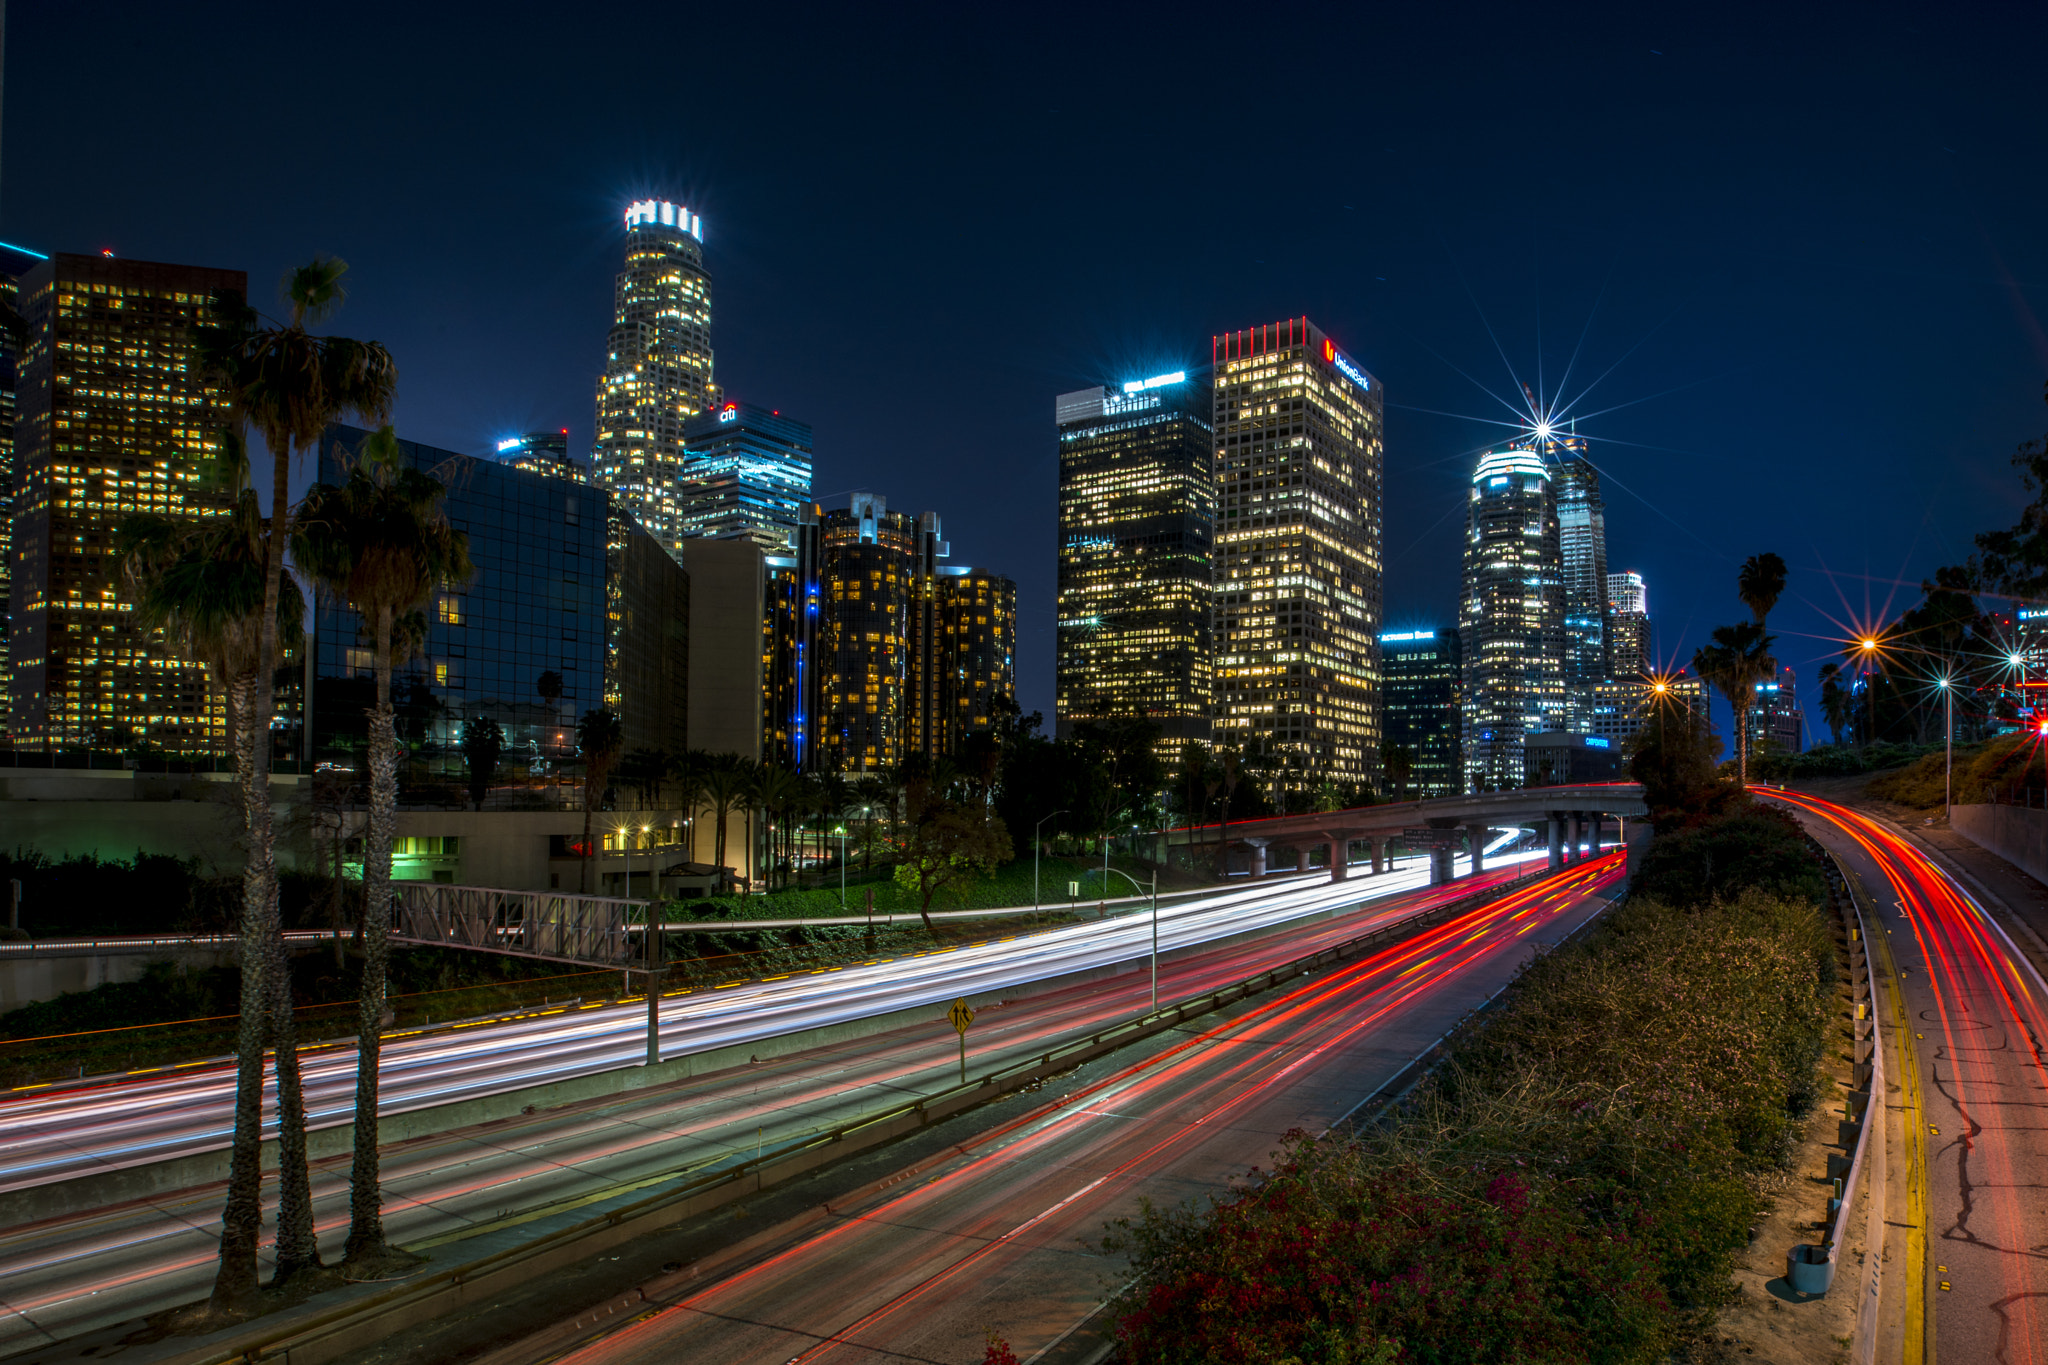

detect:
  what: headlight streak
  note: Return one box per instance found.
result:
[1763,789,2048,1361]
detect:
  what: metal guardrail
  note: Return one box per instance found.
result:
[0,930,331,959]
[164,858,1583,1365]
[1793,846,1883,1341]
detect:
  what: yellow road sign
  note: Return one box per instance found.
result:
[949,998,975,1035]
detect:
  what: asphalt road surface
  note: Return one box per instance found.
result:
[459,857,1625,1365]
[1771,791,2048,1365]
[0,855,1554,1356]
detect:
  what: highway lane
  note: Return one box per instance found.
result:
[1769,791,2048,1365]
[0,857,1552,1356]
[458,856,1625,1365]
[0,853,1545,1199]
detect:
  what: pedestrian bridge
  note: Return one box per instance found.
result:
[1150,782,1648,884]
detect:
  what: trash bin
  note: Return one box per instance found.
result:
[1786,1243,1834,1295]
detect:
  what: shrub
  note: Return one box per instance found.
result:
[1630,805,1825,909]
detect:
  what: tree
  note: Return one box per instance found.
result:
[1963,381,2048,600]
[753,762,806,889]
[1736,552,1788,627]
[197,261,396,1306]
[1693,621,1775,784]
[696,754,753,886]
[576,710,626,893]
[1818,663,1850,748]
[1382,743,1417,802]
[620,747,669,810]
[292,424,470,1269]
[460,716,505,811]
[893,778,1013,931]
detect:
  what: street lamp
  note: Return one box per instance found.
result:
[1095,865,1161,1012]
[1936,674,1953,817]
[833,823,848,908]
[1033,809,1067,910]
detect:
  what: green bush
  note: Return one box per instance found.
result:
[1109,818,1838,1363]
[1630,805,1826,909]
[1752,740,1945,782]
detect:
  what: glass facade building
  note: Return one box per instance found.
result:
[310,426,687,788]
[497,429,586,483]
[1460,445,1566,792]
[1748,666,1804,757]
[1378,628,1462,798]
[680,401,813,552]
[1054,368,1214,754]
[7,253,246,750]
[1212,317,1385,799]
[1606,570,1650,680]
[1553,442,1609,727]
[592,200,717,561]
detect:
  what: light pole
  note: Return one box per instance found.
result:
[1937,674,1953,817]
[1033,809,1067,910]
[1149,868,1158,1012]
[834,823,848,908]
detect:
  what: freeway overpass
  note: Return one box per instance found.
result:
[1153,782,1648,882]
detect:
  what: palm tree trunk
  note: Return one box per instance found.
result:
[265,888,320,1281]
[210,671,270,1313]
[346,603,399,1263]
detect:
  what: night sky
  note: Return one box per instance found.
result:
[12,2,2047,746]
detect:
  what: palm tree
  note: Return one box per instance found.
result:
[200,259,397,1306]
[1737,552,1789,627]
[697,757,753,891]
[460,716,505,811]
[115,487,321,1284]
[292,424,470,1268]
[667,751,711,866]
[753,763,806,889]
[1693,620,1776,783]
[576,709,626,893]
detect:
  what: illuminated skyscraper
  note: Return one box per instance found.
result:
[0,238,50,721]
[813,494,1015,773]
[1212,318,1385,799]
[591,200,716,560]
[8,253,246,750]
[1378,628,1462,797]
[1748,665,1804,756]
[1054,368,1214,752]
[1606,570,1650,679]
[680,401,813,551]
[1459,445,1566,791]
[497,429,585,482]
[1552,442,1608,726]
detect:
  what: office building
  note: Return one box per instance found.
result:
[7,253,246,750]
[497,430,585,482]
[1524,731,1623,785]
[0,239,51,720]
[1054,368,1215,753]
[810,493,1016,773]
[1459,445,1566,792]
[1212,317,1385,800]
[684,536,768,762]
[1607,570,1650,679]
[1378,628,1462,798]
[1748,665,1804,757]
[1589,677,1647,747]
[679,401,813,552]
[762,507,823,771]
[591,199,717,560]
[310,427,687,782]
[1553,443,1608,722]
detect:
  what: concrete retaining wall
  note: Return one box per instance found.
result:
[1951,803,2048,888]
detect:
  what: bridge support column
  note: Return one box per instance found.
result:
[1296,845,1313,874]
[1370,838,1385,874]
[1547,814,1564,870]
[1328,837,1350,881]
[1467,823,1487,878]
[1248,839,1269,878]
[1431,845,1455,885]
[1570,812,1586,863]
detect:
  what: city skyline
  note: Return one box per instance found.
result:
[6,3,2045,755]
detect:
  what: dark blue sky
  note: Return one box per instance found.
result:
[12,1,2046,744]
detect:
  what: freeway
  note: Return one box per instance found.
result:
[0,854,1552,1356]
[1768,791,2048,1365]
[0,852,1532,1198]
[450,855,1625,1365]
